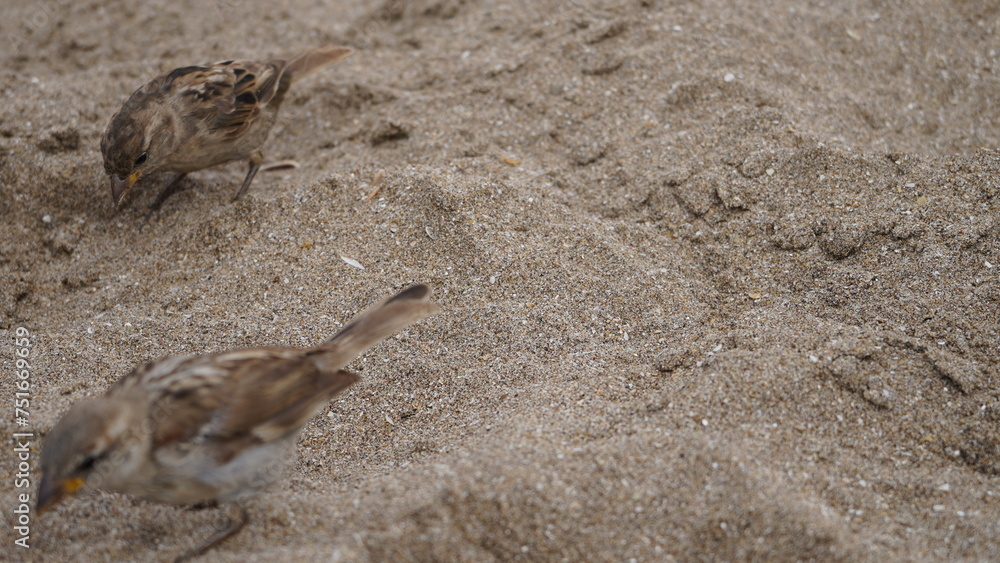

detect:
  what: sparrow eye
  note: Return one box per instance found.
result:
[78,454,99,472]
[135,152,147,166]
[77,454,102,473]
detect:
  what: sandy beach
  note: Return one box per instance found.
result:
[1,0,998,560]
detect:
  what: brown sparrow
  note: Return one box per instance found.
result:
[101,45,352,208]
[38,285,438,561]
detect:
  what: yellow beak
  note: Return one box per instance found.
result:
[110,170,141,206]
[37,476,85,515]
[63,477,85,494]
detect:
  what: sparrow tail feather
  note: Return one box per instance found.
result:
[307,284,439,373]
[285,45,353,84]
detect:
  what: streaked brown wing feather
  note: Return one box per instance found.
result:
[110,354,232,449]
[149,375,227,448]
[157,59,288,138]
[114,348,358,453]
[224,367,360,443]
[211,60,286,137]
[206,352,357,442]
[105,285,434,463]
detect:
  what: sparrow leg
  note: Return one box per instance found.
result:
[174,504,248,562]
[150,173,188,211]
[232,151,263,201]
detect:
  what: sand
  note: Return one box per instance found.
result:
[1,0,998,561]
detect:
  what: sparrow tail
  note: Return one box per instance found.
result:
[285,45,353,85]
[307,284,439,372]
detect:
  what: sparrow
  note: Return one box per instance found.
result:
[101,44,353,209]
[38,284,438,561]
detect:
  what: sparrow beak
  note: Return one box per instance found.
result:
[36,475,84,515]
[110,170,141,205]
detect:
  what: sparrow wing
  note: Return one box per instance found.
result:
[111,349,356,460]
[158,59,287,139]
[191,285,437,445]
[108,285,435,461]
[209,59,286,137]
[120,351,355,452]
[151,45,350,141]
[202,349,359,443]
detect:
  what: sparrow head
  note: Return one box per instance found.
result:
[38,398,135,514]
[101,94,176,206]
